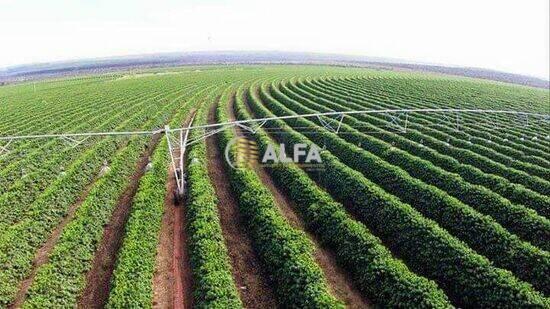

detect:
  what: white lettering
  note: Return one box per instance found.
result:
[293,144,307,162]
[278,144,293,163]
[262,144,279,163]
[306,145,322,163]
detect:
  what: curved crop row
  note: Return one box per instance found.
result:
[264,82,550,293]
[303,77,550,178]
[329,76,550,160]
[235,86,453,308]
[217,87,342,308]
[335,76,550,148]
[288,78,550,196]
[282,79,550,217]
[339,76,550,150]
[326,77,550,164]
[307,76,548,164]
[324,77,550,166]
[0,85,198,307]
[107,86,224,308]
[246,84,548,307]
[273,81,550,251]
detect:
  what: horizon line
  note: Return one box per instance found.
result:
[1,50,548,82]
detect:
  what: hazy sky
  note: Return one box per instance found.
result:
[0,0,548,79]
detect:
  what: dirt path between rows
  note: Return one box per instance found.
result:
[238,91,371,308]
[78,133,164,309]
[206,99,279,309]
[9,178,99,309]
[152,167,176,308]
[152,112,197,309]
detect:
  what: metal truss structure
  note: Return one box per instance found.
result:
[1,108,548,197]
[164,115,195,197]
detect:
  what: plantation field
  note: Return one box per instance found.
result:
[0,65,548,308]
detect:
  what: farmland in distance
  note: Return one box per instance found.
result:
[0,65,548,308]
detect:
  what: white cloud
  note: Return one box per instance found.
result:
[0,0,548,79]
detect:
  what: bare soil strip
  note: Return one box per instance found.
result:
[206,102,278,309]
[153,111,197,309]
[9,180,98,309]
[177,112,197,309]
[254,163,371,308]
[238,93,371,308]
[172,180,193,309]
[78,133,164,309]
[152,169,176,308]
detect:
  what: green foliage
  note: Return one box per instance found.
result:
[0,138,121,306]
[0,66,548,308]
[1,81,200,307]
[217,88,342,308]
[183,90,243,308]
[235,88,453,308]
[106,87,227,308]
[24,138,147,308]
[266,82,550,295]
[247,84,549,307]
[293,78,550,218]
[292,77,550,196]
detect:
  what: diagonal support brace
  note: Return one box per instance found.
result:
[0,139,13,156]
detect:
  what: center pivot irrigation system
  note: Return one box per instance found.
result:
[1,109,548,198]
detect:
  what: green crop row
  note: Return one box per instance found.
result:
[335,76,550,153]
[0,78,171,169]
[324,77,550,165]
[281,79,550,217]
[183,89,243,308]
[288,79,550,217]
[264,83,550,294]
[23,136,148,307]
[235,86,453,308]
[0,82,103,133]
[288,78,550,197]
[246,84,548,307]
[0,88,184,234]
[0,137,125,306]
[105,139,170,308]
[274,81,550,251]
[21,87,193,307]
[107,86,213,308]
[0,89,126,172]
[217,87,342,308]
[0,83,194,186]
[0,86,193,307]
[333,76,549,144]
[308,75,550,170]
[312,77,550,177]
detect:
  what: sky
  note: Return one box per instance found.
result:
[0,0,548,79]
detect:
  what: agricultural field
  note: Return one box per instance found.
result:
[0,65,548,308]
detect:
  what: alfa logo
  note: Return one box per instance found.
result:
[225,137,323,169]
[225,137,260,169]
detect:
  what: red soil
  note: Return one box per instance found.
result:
[78,133,163,308]
[205,101,278,308]
[153,112,197,309]
[237,92,371,308]
[9,179,98,309]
